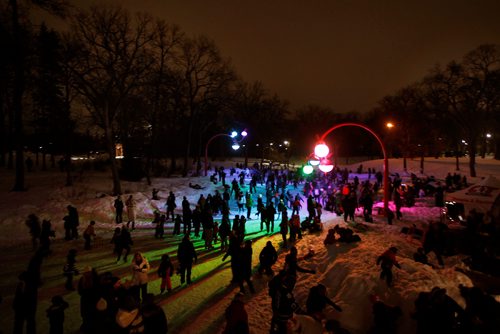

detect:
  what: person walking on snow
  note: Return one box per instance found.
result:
[83,220,96,250]
[114,196,124,225]
[157,254,174,293]
[131,252,150,301]
[177,234,197,285]
[377,246,401,287]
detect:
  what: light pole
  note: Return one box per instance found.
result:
[313,122,390,214]
[204,130,247,176]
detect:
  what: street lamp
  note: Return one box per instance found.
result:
[204,130,248,176]
[312,122,390,214]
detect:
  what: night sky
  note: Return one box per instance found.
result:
[48,0,500,113]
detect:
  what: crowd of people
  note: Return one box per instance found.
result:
[12,163,500,334]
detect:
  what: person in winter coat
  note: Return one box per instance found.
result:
[126,195,137,230]
[166,191,176,220]
[78,266,99,333]
[177,234,197,285]
[173,214,182,235]
[239,240,255,294]
[25,213,41,250]
[157,254,174,293]
[116,227,133,262]
[131,252,150,301]
[63,249,79,291]
[376,247,401,286]
[306,284,342,320]
[219,217,231,251]
[141,294,168,334]
[13,271,38,334]
[46,295,69,334]
[245,193,253,219]
[39,219,55,256]
[223,233,242,283]
[269,270,302,334]
[67,205,80,239]
[259,241,278,275]
[115,294,144,334]
[284,246,315,289]
[394,190,403,220]
[114,196,124,225]
[192,205,202,237]
[266,203,277,233]
[83,220,96,250]
[223,292,249,334]
[279,211,289,246]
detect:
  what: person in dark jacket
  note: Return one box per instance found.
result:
[39,219,55,256]
[46,295,69,334]
[219,217,231,251]
[306,284,342,320]
[177,234,197,285]
[114,196,124,225]
[284,246,315,289]
[223,233,242,283]
[269,270,302,334]
[13,271,38,334]
[142,293,168,334]
[115,226,133,262]
[376,247,401,286]
[78,266,99,333]
[25,214,41,250]
[67,205,80,239]
[166,191,176,220]
[157,254,174,293]
[239,240,255,294]
[63,249,79,291]
[224,292,249,334]
[258,241,278,276]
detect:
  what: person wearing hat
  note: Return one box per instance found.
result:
[376,247,401,287]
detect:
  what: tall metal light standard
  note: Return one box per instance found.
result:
[313,122,390,214]
[204,130,248,176]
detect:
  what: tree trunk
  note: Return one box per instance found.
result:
[0,92,5,167]
[494,136,500,160]
[42,151,47,171]
[455,142,460,171]
[104,103,121,195]
[183,112,194,177]
[468,139,477,178]
[11,0,25,191]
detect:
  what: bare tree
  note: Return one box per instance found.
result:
[8,0,68,191]
[175,35,236,176]
[69,5,155,194]
[425,44,500,177]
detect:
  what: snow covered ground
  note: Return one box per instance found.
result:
[0,156,499,333]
